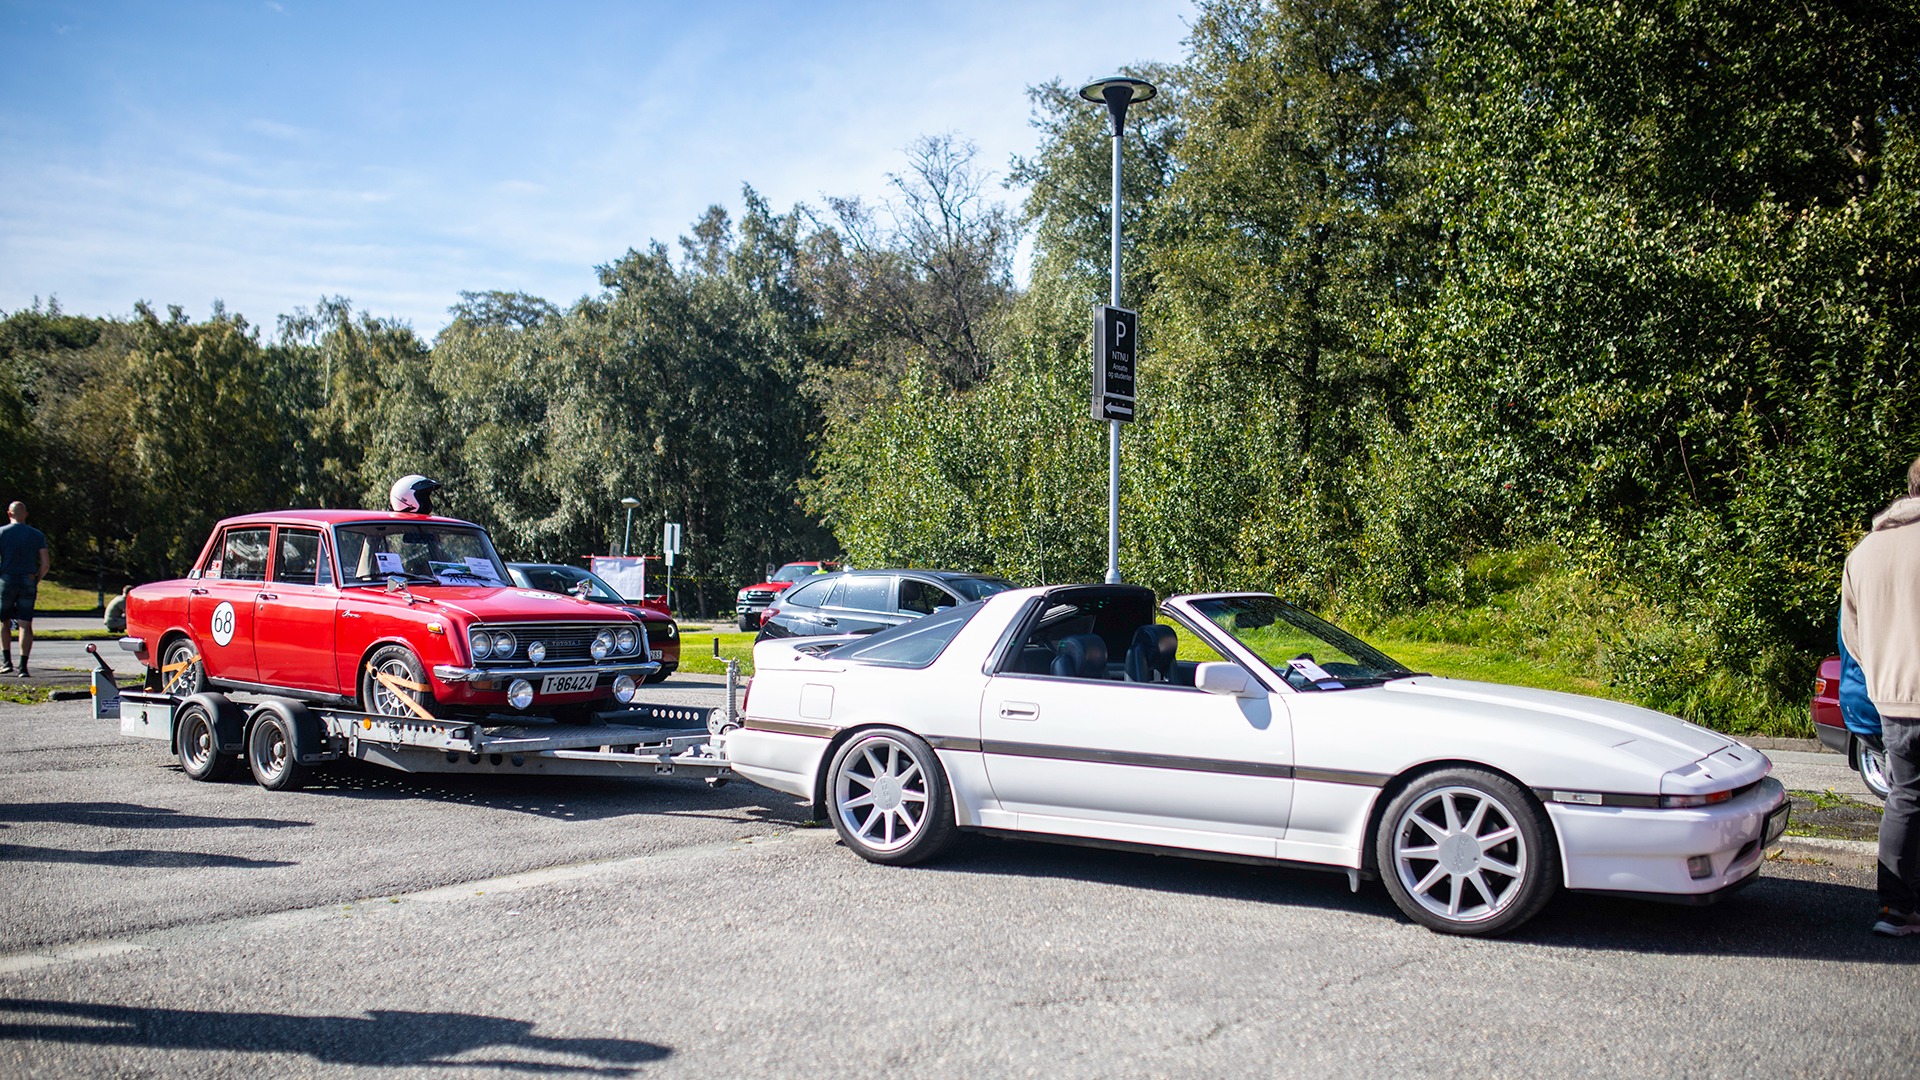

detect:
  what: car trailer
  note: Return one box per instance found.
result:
[86,644,738,792]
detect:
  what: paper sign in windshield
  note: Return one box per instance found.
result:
[1288,657,1336,682]
[464,557,501,583]
[375,551,405,575]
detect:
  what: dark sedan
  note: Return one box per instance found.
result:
[754,569,1016,642]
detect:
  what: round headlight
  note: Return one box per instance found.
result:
[615,627,638,655]
[491,631,515,658]
[591,629,615,660]
[507,679,534,710]
[613,674,636,703]
[526,640,547,663]
[468,629,492,660]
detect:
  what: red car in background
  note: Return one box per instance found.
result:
[734,560,840,631]
[1811,654,1891,800]
[507,562,680,683]
[122,510,657,720]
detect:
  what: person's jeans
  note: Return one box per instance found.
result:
[1880,718,1920,912]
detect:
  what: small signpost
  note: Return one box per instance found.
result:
[662,522,682,612]
[1091,305,1137,422]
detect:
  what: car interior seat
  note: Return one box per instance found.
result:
[1050,633,1109,679]
[1125,624,1178,683]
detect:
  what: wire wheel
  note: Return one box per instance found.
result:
[835,735,931,853]
[1391,784,1531,926]
[361,645,432,718]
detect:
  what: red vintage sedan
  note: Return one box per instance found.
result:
[121,510,657,719]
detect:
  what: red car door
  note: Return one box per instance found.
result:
[192,525,268,684]
[252,526,340,693]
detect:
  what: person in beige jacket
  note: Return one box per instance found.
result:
[1840,455,1920,937]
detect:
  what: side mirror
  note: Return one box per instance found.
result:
[1196,662,1262,698]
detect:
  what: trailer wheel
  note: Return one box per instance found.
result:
[247,713,307,791]
[361,645,434,718]
[176,701,235,782]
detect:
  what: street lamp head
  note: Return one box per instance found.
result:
[1080,76,1157,136]
[620,497,641,508]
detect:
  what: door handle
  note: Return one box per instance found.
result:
[258,593,278,601]
[998,701,1040,721]
[820,617,838,627]
[189,587,208,595]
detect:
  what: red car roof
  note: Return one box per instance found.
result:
[214,509,482,528]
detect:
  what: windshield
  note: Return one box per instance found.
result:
[1190,595,1418,691]
[511,564,622,602]
[950,576,1016,602]
[772,563,829,584]
[335,523,509,587]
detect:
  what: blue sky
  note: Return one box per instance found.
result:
[0,1,1192,337]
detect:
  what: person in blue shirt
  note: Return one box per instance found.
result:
[1838,630,1885,752]
[0,501,51,678]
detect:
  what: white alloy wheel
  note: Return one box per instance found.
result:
[1858,740,1891,802]
[1378,769,1557,936]
[827,729,956,865]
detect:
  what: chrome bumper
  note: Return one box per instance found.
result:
[432,661,660,685]
[119,636,149,660]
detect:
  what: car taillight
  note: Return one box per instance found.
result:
[1661,790,1735,809]
[1814,677,1829,696]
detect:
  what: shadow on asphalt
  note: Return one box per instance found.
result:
[0,800,309,831]
[928,834,1918,964]
[0,842,295,869]
[0,998,670,1073]
[207,760,816,825]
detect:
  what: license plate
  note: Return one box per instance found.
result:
[540,673,597,695]
[649,649,663,661]
[1762,803,1790,846]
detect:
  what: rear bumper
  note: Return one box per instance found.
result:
[1815,722,1851,755]
[1548,776,1787,896]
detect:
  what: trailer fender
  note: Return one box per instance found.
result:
[247,698,331,765]
[175,692,246,757]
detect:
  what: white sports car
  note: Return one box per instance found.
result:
[725,585,1790,935]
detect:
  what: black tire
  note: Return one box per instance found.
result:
[1374,767,1559,936]
[825,728,956,866]
[247,713,307,791]
[175,701,235,782]
[737,614,755,632]
[360,645,435,718]
[1856,737,1892,802]
[160,635,207,695]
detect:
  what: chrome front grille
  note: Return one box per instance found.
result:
[478,621,632,665]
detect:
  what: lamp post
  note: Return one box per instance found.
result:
[620,497,641,556]
[1080,75,1156,585]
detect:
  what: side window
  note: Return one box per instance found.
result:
[215,528,271,582]
[898,579,959,616]
[782,579,831,609]
[835,575,893,614]
[273,529,328,587]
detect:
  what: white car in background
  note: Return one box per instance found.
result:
[726,584,1789,936]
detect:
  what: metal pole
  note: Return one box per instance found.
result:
[1105,108,1124,585]
[622,507,634,556]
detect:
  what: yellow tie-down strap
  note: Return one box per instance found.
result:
[374,670,436,721]
[161,653,201,690]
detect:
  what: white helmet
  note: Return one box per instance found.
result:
[389,475,441,514]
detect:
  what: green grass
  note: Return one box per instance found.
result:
[25,578,108,613]
[675,630,758,676]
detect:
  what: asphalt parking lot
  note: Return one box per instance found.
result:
[2,688,1916,1078]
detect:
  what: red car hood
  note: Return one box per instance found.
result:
[357,585,638,623]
